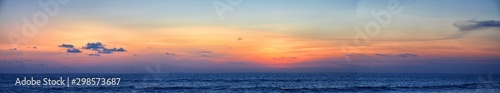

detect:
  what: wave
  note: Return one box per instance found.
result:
[2,82,497,92]
[129,82,499,92]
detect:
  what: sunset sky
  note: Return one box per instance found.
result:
[1,0,499,73]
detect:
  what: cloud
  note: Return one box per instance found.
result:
[357,20,500,41]
[273,56,298,60]
[97,49,113,54]
[398,53,419,58]
[59,44,74,48]
[373,53,419,58]
[454,20,500,31]
[195,51,212,56]
[165,52,176,55]
[94,48,126,54]
[88,53,100,56]
[62,42,127,54]
[373,54,389,57]
[106,47,126,52]
[345,53,419,58]
[345,53,368,57]
[445,20,500,39]
[66,48,82,53]
[82,42,104,49]
[9,48,17,50]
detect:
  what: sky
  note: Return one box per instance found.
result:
[0,0,499,73]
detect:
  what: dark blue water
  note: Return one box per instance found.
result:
[1,73,499,92]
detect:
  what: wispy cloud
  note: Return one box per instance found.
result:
[454,20,500,31]
[195,51,212,56]
[398,53,419,58]
[165,52,176,55]
[445,20,500,39]
[273,56,299,60]
[373,53,419,58]
[345,53,368,57]
[59,44,75,48]
[88,53,100,56]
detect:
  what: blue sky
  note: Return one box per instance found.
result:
[0,0,499,73]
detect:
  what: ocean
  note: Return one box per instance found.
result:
[1,73,499,92]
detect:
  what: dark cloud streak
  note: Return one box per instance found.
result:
[373,53,419,58]
[59,44,74,48]
[454,20,500,31]
[445,20,500,39]
[66,48,82,53]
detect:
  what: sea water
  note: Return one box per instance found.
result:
[1,73,499,92]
